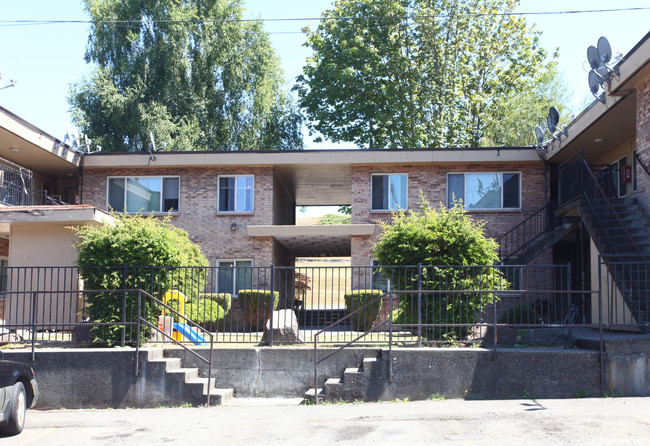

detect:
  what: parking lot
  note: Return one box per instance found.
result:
[11,397,650,445]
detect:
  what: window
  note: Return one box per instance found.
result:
[371,173,407,211]
[107,177,179,213]
[218,176,254,213]
[216,260,253,297]
[0,257,7,292]
[447,173,520,210]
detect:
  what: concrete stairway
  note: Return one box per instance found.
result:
[144,349,234,406]
[303,354,389,403]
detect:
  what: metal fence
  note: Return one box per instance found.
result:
[0,263,612,348]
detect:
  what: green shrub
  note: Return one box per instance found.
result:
[344,290,383,332]
[238,289,279,331]
[498,305,541,325]
[200,293,232,314]
[169,298,226,331]
[373,199,507,340]
[73,214,209,346]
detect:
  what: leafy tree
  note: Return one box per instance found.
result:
[70,0,303,152]
[295,0,556,148]
[318,213,351,225]
[373,199,506,340]
[74,214,209,345]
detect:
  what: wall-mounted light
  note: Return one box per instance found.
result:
[9,147,20,152]
[230,223,238,231]
[594,138,607,144]
[496,148,501,157]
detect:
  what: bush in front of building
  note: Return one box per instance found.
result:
[344,289,383,332]
[200,292,232,314]
[373,199,507,341]
[74,214,209,346]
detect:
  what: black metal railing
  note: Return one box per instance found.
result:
[0,159,33,206]
[498,200,558,260]
[0,263,595,348]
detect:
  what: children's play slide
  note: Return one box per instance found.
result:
[173,323,208,346]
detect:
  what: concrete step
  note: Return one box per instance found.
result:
[167,367,200,381]
[148,357,182,371]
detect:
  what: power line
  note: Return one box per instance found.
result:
[0,7,648,27]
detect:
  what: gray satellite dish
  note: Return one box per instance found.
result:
[535,126,545,145]
[547,107,560,133]
[597,36,612,65]
[588,70,601,95]
[587,45,601,70]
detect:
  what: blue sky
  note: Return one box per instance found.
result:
[0,0,648,147]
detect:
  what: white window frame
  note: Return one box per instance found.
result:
[371,173,408,212]
[106,176,180,214]
[217,175,255,214]
[216,259,253,297]
[446,172,521,210]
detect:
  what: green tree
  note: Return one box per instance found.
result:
[295,0,556,148]
[373,200,506,340]
[74,214,210,345]
[70,0,303,152]
[318,213,351,225]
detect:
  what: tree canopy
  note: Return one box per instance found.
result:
[295,0,560,149]
[70,0,303,152]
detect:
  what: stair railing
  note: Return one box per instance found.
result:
[134,289,215,406]
[578,157,643,259]
[312,293,393,404]
[635,151,650,180]
[498,200,558,261]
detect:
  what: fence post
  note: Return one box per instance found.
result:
[135,290,141,377]
[598,256,605,396]
[567,262,573,343]
[31,292,37,362]
[417,263,422,348]
[121,264,128,347]
[269,265,275,347]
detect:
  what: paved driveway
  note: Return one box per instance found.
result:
[11,397,650,445]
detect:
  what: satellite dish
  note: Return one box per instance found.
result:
[587,45,601,70]
[535,126,545,145]
[547,107,560,134]
[597,36,612,65]
[588,70,601,95]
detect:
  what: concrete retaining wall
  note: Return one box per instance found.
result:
[3,346,647,409]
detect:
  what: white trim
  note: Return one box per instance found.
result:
[370,173,408,211]
[106,175,180,214]
[446,172,521,210]
[217,174,255,214]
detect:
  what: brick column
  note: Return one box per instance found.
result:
[636,78,650,216]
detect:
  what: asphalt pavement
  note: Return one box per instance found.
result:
[10,397,650,445]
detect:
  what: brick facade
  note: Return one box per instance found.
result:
[636,77,650,216]
[350,162,549,266]
[82,165,277,268]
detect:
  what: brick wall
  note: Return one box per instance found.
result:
[350,162,548,264]
[636,77,650,216]
[82,166,276,268]
[0,238,8,257]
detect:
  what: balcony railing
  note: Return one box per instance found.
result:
[0,158,67,206]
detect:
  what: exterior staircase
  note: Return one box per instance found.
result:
[304,353,390,403]
[143,349,234,406]
[578,196,650,332]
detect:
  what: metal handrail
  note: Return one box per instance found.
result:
[499,201,558,260]
[134,289,215,406]
[635,151,650,180]
[579,157,643,258]
[313,292,393,404]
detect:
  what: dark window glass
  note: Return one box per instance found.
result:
[447,174,464,207]
[503,173,520,208]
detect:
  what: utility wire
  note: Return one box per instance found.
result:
[0,7,649,27]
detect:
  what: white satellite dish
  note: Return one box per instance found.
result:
[587,45,601,70]
[535,126,545,146]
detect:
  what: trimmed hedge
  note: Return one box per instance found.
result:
[200,292,232,314]
[238,289,279,331]
[344,290,383,332]
[168,298,226,331]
